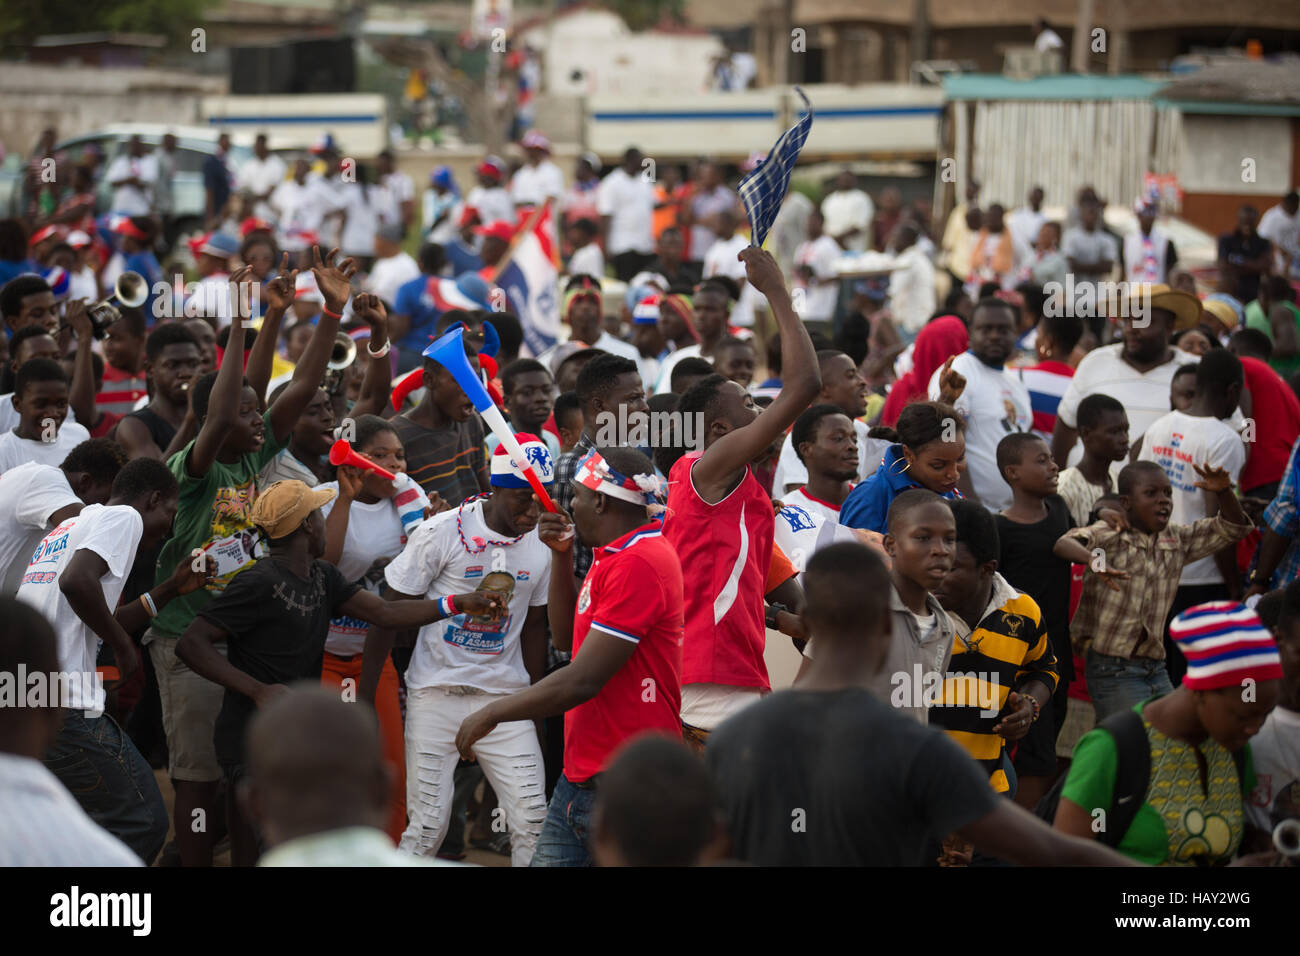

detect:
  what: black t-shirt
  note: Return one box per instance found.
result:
[1217,232,1271,303]
[996,494,1075,682]
[704,688,998,866]
[126,406,178,455]
[199,556,360,765]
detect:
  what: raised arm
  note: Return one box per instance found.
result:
[692,247,821,497]
[63,300,100,431]
[349,293,393,419]
[245,253,297,404]
[267,247,354,444]
[188,266,254,477]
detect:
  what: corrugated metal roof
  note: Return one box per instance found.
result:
[944,73,1166,101]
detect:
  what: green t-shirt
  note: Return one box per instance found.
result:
[1061,699,1256,866]
[150,411,286,639]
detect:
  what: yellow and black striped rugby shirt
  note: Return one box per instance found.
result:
[930,573,1059,792]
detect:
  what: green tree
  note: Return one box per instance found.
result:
[0,0,218,46]
[603,0,686,32]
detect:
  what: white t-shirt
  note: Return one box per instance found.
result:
[0,462,80,596]
[0,394,76,437]
[889,245,937,334]
[235,154,288,221]
[1138,410,1247,585]
[1055,344,1196,475]
[793,234,841,322]
[773,500,862,584]
[654,344,705,394]
[381,170,416,207]
[1245,706,1300,834]
[339,183,383,258]
[926,351,1033,513]
[319,483,408,657]
[367,251,421,307]
[773,420,889,494]
[820,189,874,253]
[0,422,92,477]
[383,499,551,694]
[15,504,143,713]
[568,243,605,280]
[1258,204,1300,280]
[1006,207,1046,265]
[596,168,655,256]
[465,185,515,228]
[189,272,232,329]
[680,683,763,732]
[270,179,321,247]
[778,486,845,523]
[703,233,764,327]
[104,154,158,216]
[510,161,565,208]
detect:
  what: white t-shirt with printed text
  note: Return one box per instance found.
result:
[927,351,1032,513]
[319,483,409,657]
[1139,410,1247,586]
[15,504,143,713]
[384,499,551,694]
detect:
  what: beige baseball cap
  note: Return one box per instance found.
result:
[251,480,336,540]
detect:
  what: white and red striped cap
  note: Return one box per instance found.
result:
[1169,602,1283,691]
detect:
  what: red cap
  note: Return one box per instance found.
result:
[458,205,481,228]
[475,160,503,181]
[474,221,515,243]
[239,217,273,238]
[29,224,65,246]
[110,218,150,241]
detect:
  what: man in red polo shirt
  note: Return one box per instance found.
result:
[665,246,820,747]
[455,445,682,867]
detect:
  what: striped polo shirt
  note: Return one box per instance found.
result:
[930,573,1059,792]
[390,412,489,508]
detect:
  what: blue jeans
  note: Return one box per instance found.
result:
[529,773,596,867]
[1086,650,1173,723]
[43,711,169,865]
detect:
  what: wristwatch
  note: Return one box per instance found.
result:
[765,602,788,630]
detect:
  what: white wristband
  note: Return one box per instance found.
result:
[367,339,390,359]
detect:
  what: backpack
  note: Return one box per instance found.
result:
[1034,707,1247,848]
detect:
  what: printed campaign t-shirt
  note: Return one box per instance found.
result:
[1139,410,1247,586]
[927,351,1032,513]
[773,502,862,585]
[150,411,286,640]
[0,462,80,596]
[318,482,408,657]
[566,523,684,783]
[0,422,92,476]
[383,498,551,694]
[15,504,144,713]
[199,556,360,767]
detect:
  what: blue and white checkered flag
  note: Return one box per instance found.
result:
[738,88,813,248]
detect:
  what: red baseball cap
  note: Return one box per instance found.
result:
[475,159,504,181]
[474,221,515,243]
[457,206,481,228]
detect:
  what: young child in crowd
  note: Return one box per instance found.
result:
[1055,393,1129,527]
[799,488,960,725]
[0,359,92,474]
[1053,460,1253,722]
[993,432,1075,807]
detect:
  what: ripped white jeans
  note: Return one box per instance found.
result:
[399,686,547,867]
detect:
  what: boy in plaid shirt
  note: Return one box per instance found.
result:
[1053,460,1252,722]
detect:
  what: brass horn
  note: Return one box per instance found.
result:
[87,271,149,339]
[323,332,357,394]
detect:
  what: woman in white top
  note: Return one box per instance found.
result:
[320,414,437,843]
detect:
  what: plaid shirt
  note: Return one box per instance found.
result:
[1067,515,1252,660]
[1262,436,1300,589]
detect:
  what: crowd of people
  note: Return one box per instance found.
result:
[0,119,1297,870]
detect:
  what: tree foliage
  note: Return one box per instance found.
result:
[0,0,218,46]
[603,0,687,33]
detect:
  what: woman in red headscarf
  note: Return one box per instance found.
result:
[879,315,968,427]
